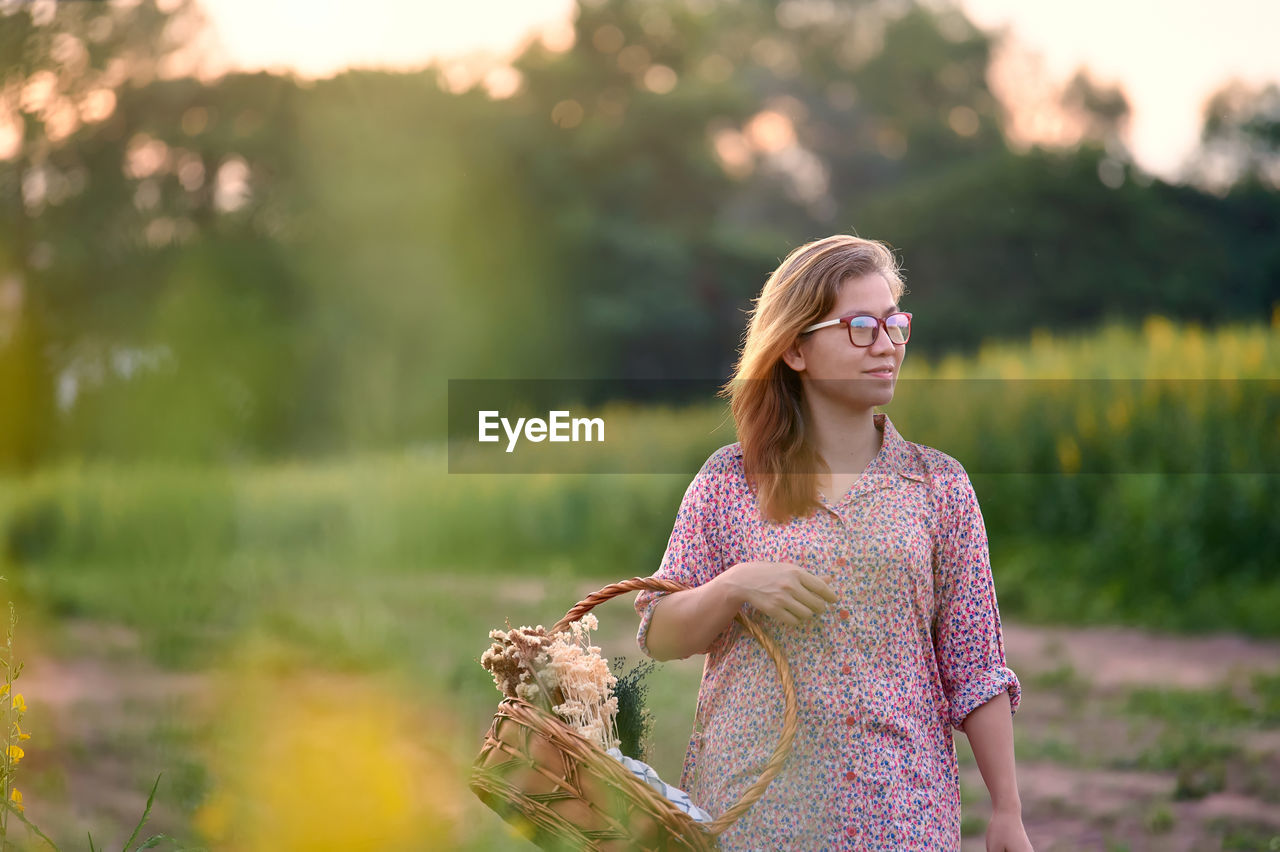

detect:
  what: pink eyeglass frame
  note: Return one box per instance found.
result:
[800,311,913,347]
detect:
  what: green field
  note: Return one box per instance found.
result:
[1,317,1278,848]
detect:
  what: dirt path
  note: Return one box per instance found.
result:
[15,607,1280,851]
[1002,621,1280,691]
[971,624,1280,851]
[11,621,209,848]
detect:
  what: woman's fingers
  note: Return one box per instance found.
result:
[791,586,829,617]
[769,606,801,626]
[774,594,824,624]
[756,591,806,625]
[798,570,839,603]
[778,599,811,623]
[740,563,843,626]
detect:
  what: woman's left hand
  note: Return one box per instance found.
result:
[985,807,1034,851]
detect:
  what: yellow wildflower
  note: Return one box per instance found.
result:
[7,743,23,762]
[11,693,25,713]
[14,721,30,741]
[9,787,22,813]
[0,683,8,697]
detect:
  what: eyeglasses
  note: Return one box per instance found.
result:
[801,311,912,347]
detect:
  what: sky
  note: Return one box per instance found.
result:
[194,0,1280,180]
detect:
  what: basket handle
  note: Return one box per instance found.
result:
[551,576,798,838]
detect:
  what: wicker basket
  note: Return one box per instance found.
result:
[470,577,798,851]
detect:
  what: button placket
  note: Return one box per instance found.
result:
[840,549,862,797]
[830,547,864,814]
[834,553,857,676]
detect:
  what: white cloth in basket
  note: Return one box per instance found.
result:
[604,747,714,824]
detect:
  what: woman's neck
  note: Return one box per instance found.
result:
[804,400,883,475]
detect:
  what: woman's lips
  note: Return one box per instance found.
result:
[864,369,894,378]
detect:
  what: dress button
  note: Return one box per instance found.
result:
[845,770,856,782]
[838,609,850,620]
[845,715,856,726]
[841,664,852,675]
[836,556,849,567]
[846,826,858,838]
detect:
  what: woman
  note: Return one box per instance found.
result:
[634,234,1033,851]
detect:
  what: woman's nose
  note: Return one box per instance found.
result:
[869,326,897,355]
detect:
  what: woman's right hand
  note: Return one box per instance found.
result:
[715,561,838,627]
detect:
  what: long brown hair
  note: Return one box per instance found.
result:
[717,235,906,524]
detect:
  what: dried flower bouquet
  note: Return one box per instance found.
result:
[480,613,621,752]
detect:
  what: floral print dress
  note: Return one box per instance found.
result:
[634,413,1021,850]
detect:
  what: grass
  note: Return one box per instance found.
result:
[0,317,1276,844]
[1142,802,1174,834]
[1211,817,1280,850]
[1017,735,1084,766]
[1103,673,1280,801]
[959,812,986,837]
[1121,679,1280,730]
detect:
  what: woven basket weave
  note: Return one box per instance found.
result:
[470,577,798,851]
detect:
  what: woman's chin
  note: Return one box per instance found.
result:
[842,390,894,410]
[863,385,896,406]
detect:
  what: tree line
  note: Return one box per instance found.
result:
[1,0,1277,465]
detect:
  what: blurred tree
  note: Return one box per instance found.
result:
[59,72,311,460]
[854,145,1276,355]
[0,0,312,463]
[278,70,579,446]
[841,3,1006,187]
[1,0,197,467]
[4,0,1278,461]
[492,0,1012,380]
[1060,70,1131,147]
[0,267,54,469]
[500,0,764,381]
[1193,80,1280,191]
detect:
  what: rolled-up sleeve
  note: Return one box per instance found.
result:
[634,453,727,660]
[932,466,1021,730]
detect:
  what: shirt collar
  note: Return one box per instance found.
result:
[817,412,930,508]
[873,412,928,483]
[728,411,929,490]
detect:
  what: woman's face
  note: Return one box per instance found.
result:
[782,272,906,411]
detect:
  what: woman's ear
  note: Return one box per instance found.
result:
[781,338,806,373]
